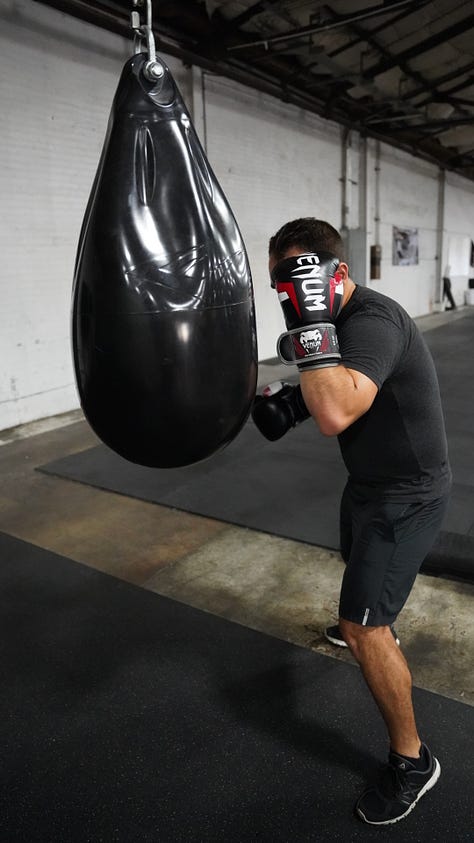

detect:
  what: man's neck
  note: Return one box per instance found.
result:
[342,278,356,308]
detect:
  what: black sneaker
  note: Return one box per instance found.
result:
[355,743,441,825]
[324,624,400,647]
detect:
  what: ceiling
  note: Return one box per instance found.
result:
[36,0,474,182]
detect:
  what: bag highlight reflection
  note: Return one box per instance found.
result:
[72,54,257,467]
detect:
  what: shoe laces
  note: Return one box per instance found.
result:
[378,762,418,803]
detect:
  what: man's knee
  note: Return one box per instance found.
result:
[339,618,392,661]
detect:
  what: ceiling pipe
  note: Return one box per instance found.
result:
[31,0,474,182]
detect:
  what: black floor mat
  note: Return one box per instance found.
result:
[1,532,473,842]
[38,310,474,583]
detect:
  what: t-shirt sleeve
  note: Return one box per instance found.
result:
[338,313,404,389]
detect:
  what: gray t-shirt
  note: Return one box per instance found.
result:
[335,285,451,500]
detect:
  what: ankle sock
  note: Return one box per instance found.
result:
[394,744,429,772]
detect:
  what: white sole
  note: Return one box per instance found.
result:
[324,630,400,647]
[356,758,441,826]
[324,633,348,647]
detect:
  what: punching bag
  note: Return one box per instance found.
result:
[72,53,257,468]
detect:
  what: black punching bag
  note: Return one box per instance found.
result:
[72,53,258,468]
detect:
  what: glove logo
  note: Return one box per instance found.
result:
[301,279,326,311]
[271,252,343,319]
[290,256,339,313]
[299,328,323,354]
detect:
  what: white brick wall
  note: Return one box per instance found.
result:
[203,74,343,360]
[366,142,440,317]
[1,2,122,429]
[1,0,474,431]
[0,1,188,430]
[443,172,474,305]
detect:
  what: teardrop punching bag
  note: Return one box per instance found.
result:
[72,53,258,468]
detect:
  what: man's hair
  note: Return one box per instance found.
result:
[269,218,346,263]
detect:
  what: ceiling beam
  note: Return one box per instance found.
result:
[403,60,474,102]
[328,0,430,59]
[226,0,419,53]
[363,13,474,79]
[389,115,474,133]
[30,0,474,182]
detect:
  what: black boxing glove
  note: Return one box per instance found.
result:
[251,381,310,441]
[270,252,343,370]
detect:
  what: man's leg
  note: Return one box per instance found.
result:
[347,618,442,826]
[338,619,420,757]
[335,493,450,824]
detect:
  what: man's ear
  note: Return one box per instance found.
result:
[338,262,349,282]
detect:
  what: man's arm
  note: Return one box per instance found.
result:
[269,250,382,436]
[300,366,378,436]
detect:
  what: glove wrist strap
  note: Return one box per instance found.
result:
[277,323,341,367]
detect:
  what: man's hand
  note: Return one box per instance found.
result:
[271,251,343,370]
[251,381,310,441]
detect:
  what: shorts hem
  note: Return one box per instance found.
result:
[339,611,398,628]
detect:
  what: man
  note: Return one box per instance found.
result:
[252,218,451,826]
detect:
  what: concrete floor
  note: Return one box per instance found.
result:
[1,307,473,717]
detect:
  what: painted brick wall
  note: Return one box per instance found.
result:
[1,0,474,431]
[366,143,440,316]
[202,73,343,361]
[0,0,188,431]
[443,172,474,305]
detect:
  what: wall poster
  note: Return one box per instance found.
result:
[392,226,419,266]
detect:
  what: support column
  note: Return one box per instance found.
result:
[435,168,446,306]
[341,130,368,284]
[190,65,208,153]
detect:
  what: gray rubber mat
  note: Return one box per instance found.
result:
[38,310,474,583]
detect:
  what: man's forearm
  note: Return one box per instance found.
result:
[300,365,377,436]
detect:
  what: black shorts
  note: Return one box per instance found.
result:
[338,481,450,627]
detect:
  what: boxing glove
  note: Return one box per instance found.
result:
[270,251,343,369]
[251,381,310,441]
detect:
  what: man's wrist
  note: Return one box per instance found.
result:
[277,323,341,367]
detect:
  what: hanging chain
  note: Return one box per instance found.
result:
[131,0,164,81]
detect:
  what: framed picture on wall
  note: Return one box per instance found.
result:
[392,226,419,266]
